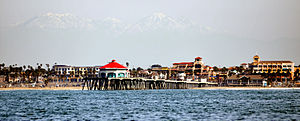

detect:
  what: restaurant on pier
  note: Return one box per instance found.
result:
[99,60,129,78]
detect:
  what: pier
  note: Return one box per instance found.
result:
[82,77,216,90]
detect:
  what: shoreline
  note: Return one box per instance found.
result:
[0,87,82,90]
[0,86,300,90]
[192,87,300,90]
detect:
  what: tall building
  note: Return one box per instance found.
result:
[53,65,101,77]
[251,55,294,80]
[170,57,213,81]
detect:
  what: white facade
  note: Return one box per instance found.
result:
[98,60,129,78]
[99,69,129,78]
[53,65,100,75]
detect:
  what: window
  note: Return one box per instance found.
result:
[108,73,116,78]
[195,64,201,68]
[118,73,125,77]
[100,73,106,78]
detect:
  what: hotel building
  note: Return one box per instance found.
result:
[170,57,213,81]
[53,65,101,78]
[251,55,294,80]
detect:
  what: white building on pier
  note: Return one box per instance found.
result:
[99,60,129,78]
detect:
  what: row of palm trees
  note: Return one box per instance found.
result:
[0,63,97,84]
[0,63,52,83]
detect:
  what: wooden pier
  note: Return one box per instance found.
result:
[81,77,212,90]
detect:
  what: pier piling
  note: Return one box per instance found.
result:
[81,77,202,90]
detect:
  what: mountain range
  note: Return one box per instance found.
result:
[15,12,214,35]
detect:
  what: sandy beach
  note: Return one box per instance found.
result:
[0,87,82,90]
[1,86,300,90]
[192,87,300,90]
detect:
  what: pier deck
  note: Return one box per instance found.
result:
[82,77,217,90]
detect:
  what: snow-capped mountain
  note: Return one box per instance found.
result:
[125,12,211,33]
[15,12,214,34]
[17,12,95,30]
[94,17,128,34]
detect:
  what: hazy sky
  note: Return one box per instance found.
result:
[1,0,300,68]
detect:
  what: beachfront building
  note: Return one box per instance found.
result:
[226,75,266,86]
[170,57,213,81]
[151,66,170,79]
[294,66,300,86]
[53,65,72,75]
[53,65,101,76]
[251,55,295,81]
[99,60,129,78]
[53,65,101,82]
[240,63,249,69]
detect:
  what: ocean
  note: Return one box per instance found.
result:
[0,89,299,120]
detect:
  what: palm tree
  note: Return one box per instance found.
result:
[58,71,62,83]
[286,69,291,86]
[79,70,82,78]
[63,70,67,82]
[45,64,50,81]
[78,70,83,82]
[221,67,227,73]
[35,64,43,83]
[46,64,50,71]
[126,62,129,67]
[0,63,4,70]
[131,68,137,77]
[294,69,299,84]
[276,69,281,83]
[267,69,272,86]
[213,66,219,72]
[70,71,75,82]
[92,68,96,77]
[84,71,88,78]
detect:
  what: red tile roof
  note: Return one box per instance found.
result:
[173,62,194,65]
[99,60,127,69]
[260,61,293,63]
[195,57,202,59]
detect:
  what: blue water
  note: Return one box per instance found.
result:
[0,89,299,120]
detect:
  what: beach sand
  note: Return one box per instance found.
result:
[0,87,82,90]
[192,87,300,90]
[1,86,300,90]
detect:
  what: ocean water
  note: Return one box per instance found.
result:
[0,89,299,121]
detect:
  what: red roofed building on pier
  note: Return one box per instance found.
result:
[99,60,129,78]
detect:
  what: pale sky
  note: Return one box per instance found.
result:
[0,0,300,68]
